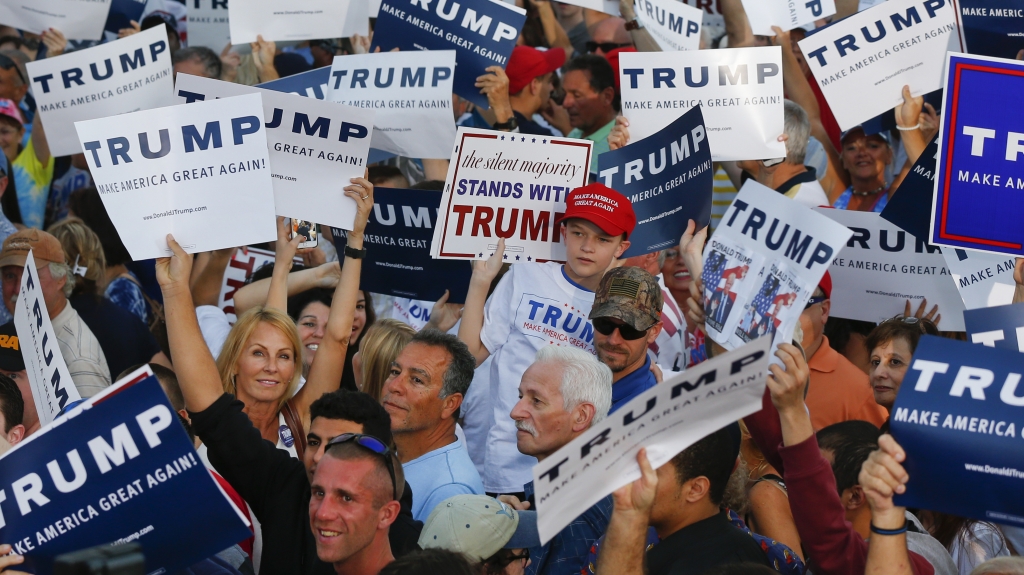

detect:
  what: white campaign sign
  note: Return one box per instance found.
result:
[620,47,786,161]
[533,337,771,544]
[342,0,370,36]
[26,26,176,157]
[703,181,852,357]
[14,251,80,428]
[430,127,592,262]
[75,93,277,260]
[546,0,618,14]
[740,0,837,35]
[327,51,458,160]
[0,0,110,39]
[187,0,231,50]
[174,74,374,230]
[796,0,958,130]
[229,0,353,44]
[217,247,302,323]
[816,209,966,330]
[940,247,1016,310]
[634,0,703,52]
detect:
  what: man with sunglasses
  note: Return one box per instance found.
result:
[590,266,662,414]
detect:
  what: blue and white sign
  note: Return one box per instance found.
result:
[964,303,1024,351]
[740,0,836,35]
[881,135,938,242]
[796,0,959,130]
[370,0,526,109]
[634,0,703,52]
[930,53,1024,257]
[941,247,1016,310]
[332,188,472,302]
[892,335,1024,527]
[597,105,713,257]
[0,0,111,39]
[103,0,147,41]
[951,0,1024,59]
[187,0,231,50]
[0,367,252,575]
[259,66,333,100]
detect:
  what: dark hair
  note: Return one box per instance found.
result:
[245,260,308,285]
[288,288,333,323]
[68,187,132,266]
[816,420,881,494]
[669,424,740,505]
[562,55,617,107]
[409,329,475,398]
[309,389,393,445]
[0,372,22,432]
[482,549,527,575]
[411,180,445,191]
[864,317,939,359]
[172,46,222,79]
[702,564,781,575]
[379,549,476,575]
[367,165,406,186]
[518,1,550,49]
[823,317,875,357]
[323,440,394,507]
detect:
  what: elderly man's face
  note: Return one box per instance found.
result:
[562,70,613,134]
[510,361,574,460]
[381,342,456,434]
[2,264,66,316]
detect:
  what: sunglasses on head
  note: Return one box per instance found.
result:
[592,317,647,340]
[326,433,398,501]
[803,294,827,310]
[586,41,632,53]
[0,54,25,86]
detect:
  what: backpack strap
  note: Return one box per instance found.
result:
[281,399,307,461]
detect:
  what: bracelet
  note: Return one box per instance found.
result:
[870,521,908,536]
[895,123,920,131]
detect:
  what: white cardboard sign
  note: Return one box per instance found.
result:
[634,0,703,51]
[0,0,111,39]
[229,0,354,44]
[740,0,837,35]
[187,0,231,50]
[940,247,1016,310]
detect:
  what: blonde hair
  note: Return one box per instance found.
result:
[47,217,106,296]
[358,319,416,402]
[217,306,303,412]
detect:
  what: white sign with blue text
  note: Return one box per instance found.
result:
[941,247,1016,310]
[796,0,959,130]
[187,0,231,50]
[229,0,353,44]
[0,0,111,39]
[619,47,786,161]
[75,93,277,260]
[26,26,175,157]
[174,74,374,230]
[740,0,836,35]
[634,0,703,52]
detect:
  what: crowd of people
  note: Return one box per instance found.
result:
[0,1,1021,575]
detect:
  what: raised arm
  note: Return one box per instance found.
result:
[889,86,927,194]
[458,239,506,366]
[532,0,577,57]
[191,248,234,307]
[292,177,374,428]
[721,0,755,48]
[596,448,657,575]
[232,261,341,314]
[30,105,51,167]
[861,435,914,575]
[266,216,303,313]
[618,0,662,52]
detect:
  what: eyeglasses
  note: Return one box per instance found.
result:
[881,315,920,325]
[804,295,827,310]
[507,550,530,563]
[593,317,647,340]
[0,54,26,86]
[325,433,398,501]
[586,41,632,53]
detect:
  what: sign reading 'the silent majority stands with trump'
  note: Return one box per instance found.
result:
[26,26,175,157]
[597,105,713,257]
[74,93,277,260]
[533,338,771,544]
[796,0,958,130]
[0,0,111,39]
[619,47,786,161]
[891,336,1024,528]
[930,53,1024,258]
[0,367,252,575]
[633,0,703,52]
[371,0,526,108]
[173,74,374,230]
[430,127,592,263]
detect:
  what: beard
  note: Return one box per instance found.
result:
[597,343,632,372]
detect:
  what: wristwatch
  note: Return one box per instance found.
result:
[493,116,518,131]
[344,245,367,259]
[624,19,643,31]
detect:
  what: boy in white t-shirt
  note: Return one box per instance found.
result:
[458,183,636,495]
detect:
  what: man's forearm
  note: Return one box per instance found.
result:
[458,276,492,366]
[232,266,323,314]
[596,512,648,575]
[866,508,913,575]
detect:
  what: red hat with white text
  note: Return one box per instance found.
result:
[557,183,636,239]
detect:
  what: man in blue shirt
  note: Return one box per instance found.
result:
[590,267,663,413]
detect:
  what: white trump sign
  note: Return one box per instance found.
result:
[174,74,374,230]
[229,0,355,44]
[27,26,176,157]
[634,0,703,52]
[796,0,959,130]
[941,247,1016,310]
[620,47,786,161]
[187,0,231,50]
[0,0,110,39]
[327,51,458,160]
[741,0,836,35]
[75,93,277,260]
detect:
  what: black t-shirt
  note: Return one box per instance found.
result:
[646,511,771,575]
[69,293,160,379]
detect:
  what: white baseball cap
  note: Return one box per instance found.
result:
[418,495,540,561]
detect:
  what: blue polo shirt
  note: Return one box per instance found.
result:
[610,355,658,414]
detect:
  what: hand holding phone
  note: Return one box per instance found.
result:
[289,218,318,249]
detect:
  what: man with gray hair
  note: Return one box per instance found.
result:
[0,229,111,397]
[172,46,223,80]
[381,328,484,522]
[505,344,614,575]
[737,99,829,207]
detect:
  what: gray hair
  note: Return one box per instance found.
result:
[409,328,476,399]
[783,100,811,165]
[172,46,223,79]
[970,557,1024,575]
[48,261,74,297]
[656,250,668,269]
[534,345,612,425]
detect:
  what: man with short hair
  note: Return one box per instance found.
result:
[0,229,111,397]
[588,18,633,56]
[591,266,663,412]
[562,56,618,174]
[173,46,223,79]
[622,252,687,371]
[508,344,613,575]
[310,440,402,575]
[0,321,33,436]
[0,370,23,454]
[504,46,566,136]
[381,329,484,521]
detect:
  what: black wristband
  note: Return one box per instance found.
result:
[493,116,518,131]
[344,245,366,259]
[870,521,908,536]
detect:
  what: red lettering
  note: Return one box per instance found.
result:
[496,208,519,238]
[453,205,473,235]
[229,255,256,275]
[472,206,494,237]
[521,210,549,242]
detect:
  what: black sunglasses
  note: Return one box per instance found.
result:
[326,433,398,501]
[0,54,26,86]
[593,317,647,340]
[586,41,632,53]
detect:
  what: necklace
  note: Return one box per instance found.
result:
[852,185,885,197]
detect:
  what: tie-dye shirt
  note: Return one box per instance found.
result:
[13,137,55,229]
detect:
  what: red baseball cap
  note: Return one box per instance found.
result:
[506,46,565,95]
[818,271,832,299]
[604,47,637,90]
[557,183,636,239]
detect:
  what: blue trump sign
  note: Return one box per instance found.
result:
[964,302,1024,351]
[103,0,147,39]
[881,135,938,242]
[332,188,472,302]
[0,369,251,574]
[597,105,713,257]
[953,0,1024,59]
[931,53,1024,257]
[892,335,1024,526]
[370,0,526,109]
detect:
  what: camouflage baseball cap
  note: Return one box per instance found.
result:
[589,267,663,332]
